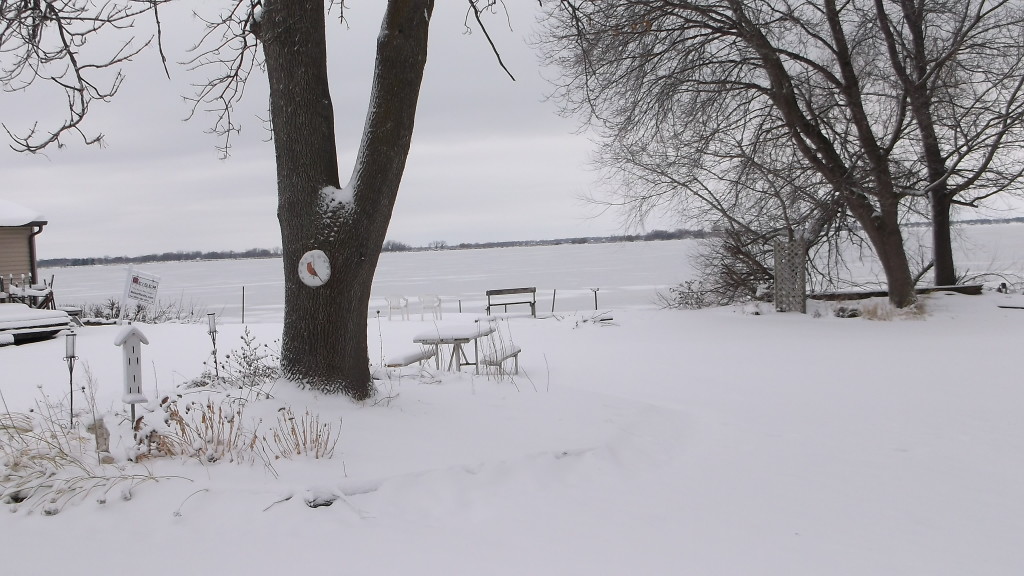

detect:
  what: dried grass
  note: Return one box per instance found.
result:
[1,385,159,515]
[268,408,340,460]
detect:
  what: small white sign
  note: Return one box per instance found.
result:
[125,268,160,306]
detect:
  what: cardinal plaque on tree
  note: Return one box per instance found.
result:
[298,250,331,287]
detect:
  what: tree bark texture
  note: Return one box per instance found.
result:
[260,0,433,398]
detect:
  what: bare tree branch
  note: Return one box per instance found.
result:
[0,0,171,152]
[466,0,515,81]
[180,0,263,158]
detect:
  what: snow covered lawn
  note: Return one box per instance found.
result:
[2,292,1023,574]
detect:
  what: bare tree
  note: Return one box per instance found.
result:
[3,0,511,399]
[871,0,1024,285]
[543,0,1024,305]
[541,1,921,307]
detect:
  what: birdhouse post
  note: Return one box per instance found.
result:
[114,325,149,422]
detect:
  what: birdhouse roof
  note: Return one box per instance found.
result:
[113,324,149,346]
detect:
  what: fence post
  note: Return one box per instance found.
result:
[773,238,807,313]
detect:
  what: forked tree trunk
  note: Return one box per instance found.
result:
[259,0,434,398]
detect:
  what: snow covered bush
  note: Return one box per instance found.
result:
[189,328,280,399]
[136,395,265,465]
[657,280,714,310]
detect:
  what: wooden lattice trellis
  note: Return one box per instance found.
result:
[773,238,807,313]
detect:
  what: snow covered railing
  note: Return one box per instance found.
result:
[1,276,55,309]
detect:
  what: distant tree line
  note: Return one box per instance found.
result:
[903,216,1024,228]
[40,247,282,268]
[43,218,1020,266]
[382,228,713,252]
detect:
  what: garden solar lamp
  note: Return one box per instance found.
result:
[64,331,78,428]
[208,312,220,380]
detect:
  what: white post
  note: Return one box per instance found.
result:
[119,265,133,325]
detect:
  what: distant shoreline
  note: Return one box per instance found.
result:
[38,218,1024,268]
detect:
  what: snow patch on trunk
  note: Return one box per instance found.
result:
[320,185,353,209]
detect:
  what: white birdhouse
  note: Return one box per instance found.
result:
[114,325,149,405]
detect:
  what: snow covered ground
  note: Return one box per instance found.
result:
[3,228,1024,575]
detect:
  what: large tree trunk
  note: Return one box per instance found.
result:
[739,0,917,308]
[881,0,958,286]
[930,190,956,285]
[847,194,917,308]
[259,0,434,399]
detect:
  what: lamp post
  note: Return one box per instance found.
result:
[64,331,78,428]
[207,312,220,380]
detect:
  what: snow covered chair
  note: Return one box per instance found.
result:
[385,295,409,321]
[479,344,521,376]
[476,319,521,376]
[384,346,436,368]
[418,294,442,321]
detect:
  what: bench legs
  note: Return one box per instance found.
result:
[484,302,536,317]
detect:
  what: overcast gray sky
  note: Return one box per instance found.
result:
[2,3,673,259]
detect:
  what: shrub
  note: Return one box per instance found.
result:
[80,296,208,324]
[135,394,341,471]
[189,327,280,400]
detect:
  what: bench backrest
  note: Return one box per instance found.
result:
[486,287,536,297]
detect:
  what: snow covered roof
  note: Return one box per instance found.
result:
[0,198,47,227]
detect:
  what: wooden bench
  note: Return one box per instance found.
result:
[485,287,536,317]
[384,347,436,368]
[479,345,522,375]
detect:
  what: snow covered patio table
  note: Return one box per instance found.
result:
[412,321,497,373]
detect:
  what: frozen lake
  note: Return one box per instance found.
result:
[41,240,701,323]
[39,223,1024,323]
